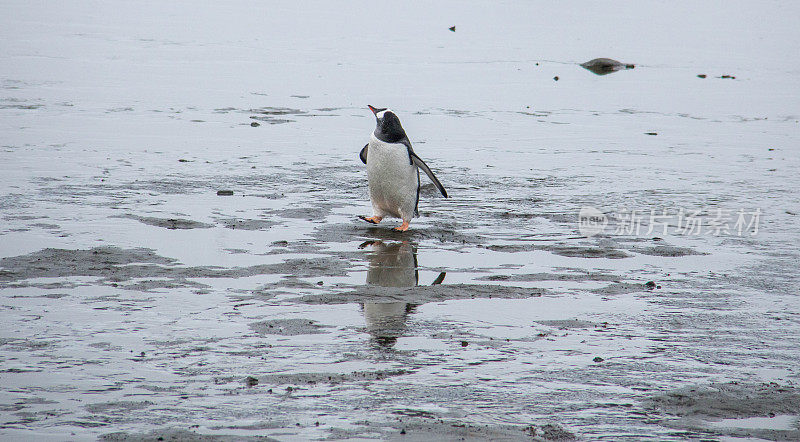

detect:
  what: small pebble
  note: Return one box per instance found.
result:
[697,74,707,78]
[644,281,657,289]
[245,376,258,387]
[645,132,658,136]
[400,429,406,435]
[250,121,260,127]
[449,26,456,32]
[178,158,189,162]
[460,341,468,347]
[217,190,234,196]
[553,76,559,81]
[593,357,604,362]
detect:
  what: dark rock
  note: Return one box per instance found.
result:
[245,376,258,386]
[460,341,468,347]
[538,423,577,441]
[644,281,657,289]
[449,26,456,32]
[250,121,260,127]
[216,190,234,196]
[697,74,707,78]
[593,357,604,362]
[580,58,635,75]
[645,132,658,135]
[553,76,559,81]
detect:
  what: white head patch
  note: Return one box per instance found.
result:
[375,109,391,119]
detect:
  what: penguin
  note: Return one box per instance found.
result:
[358,105,448,231]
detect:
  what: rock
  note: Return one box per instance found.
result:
[644,281,657,290]
[245,376,258,386]
[460,341,468,347]
[553,76,559,81]
[532,423,577,441]
[593,356,604,362]
[216,190,234,196]
[697,74,707,78]
[645,132,658,135]
[449,26,456,32]
[580,58,635,75]
[250,121,260,127]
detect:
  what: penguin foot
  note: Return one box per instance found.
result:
[394,221,410,232]
[358,215,382,224]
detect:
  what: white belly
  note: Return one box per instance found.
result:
[366,135,419,220]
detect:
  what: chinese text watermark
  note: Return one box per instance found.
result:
[578,207,761,237]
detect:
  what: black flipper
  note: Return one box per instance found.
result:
[359,144,368,164]
[409,152,448,198]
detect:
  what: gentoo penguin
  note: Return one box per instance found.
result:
[358,105,448,231]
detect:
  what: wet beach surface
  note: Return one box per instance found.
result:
[2,1,800,440]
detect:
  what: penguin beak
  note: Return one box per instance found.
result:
[368,105,378,115]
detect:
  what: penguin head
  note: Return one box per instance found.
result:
[368,105,407,143]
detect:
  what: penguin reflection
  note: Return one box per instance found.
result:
[358,240,445,347]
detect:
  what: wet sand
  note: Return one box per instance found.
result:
[2,1,800,440]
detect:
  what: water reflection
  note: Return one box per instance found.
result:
[358,240,445,347]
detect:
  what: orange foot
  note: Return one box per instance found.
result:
[358,215,382,224]
[394,221,410,232]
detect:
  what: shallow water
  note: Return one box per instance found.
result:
[1,1,800,440]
